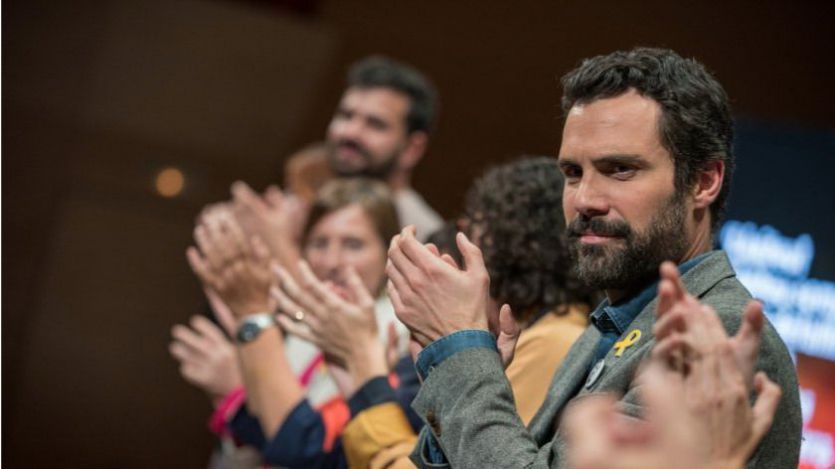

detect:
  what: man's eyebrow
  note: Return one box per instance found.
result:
[557,157,579,168]
[366,115,389,127]
[594,154,647,166]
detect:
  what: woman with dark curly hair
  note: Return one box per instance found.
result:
[464,156,592,423]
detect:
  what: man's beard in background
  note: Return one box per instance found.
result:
[326,139,400,180]
[566,191,688,293]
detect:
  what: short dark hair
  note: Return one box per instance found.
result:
[347,55,438,135]
[303,178,400,249]
[561,47,734,229]
[465,157,591,321]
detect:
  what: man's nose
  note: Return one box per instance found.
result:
[572,177,609,217]
[340,117,364,140]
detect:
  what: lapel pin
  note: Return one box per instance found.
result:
[613,329,642,357]
[585,359,605,389]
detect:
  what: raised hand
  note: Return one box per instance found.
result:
[272,261,389,391]
[386,226,491,346]
[170,315,243,405]
[653,261,762,386]
[564,300,781,469]
[231,181,307,249]
[186,209,274,318]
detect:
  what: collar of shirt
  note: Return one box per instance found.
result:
[589,251,713,335]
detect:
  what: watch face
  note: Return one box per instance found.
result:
[238,323,260,343]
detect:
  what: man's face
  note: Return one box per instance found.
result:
[558,90,690,292]
[326,87,411,179]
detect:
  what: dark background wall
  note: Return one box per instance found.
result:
[3,0,834,467]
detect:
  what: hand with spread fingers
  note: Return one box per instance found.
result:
[230,181,307,261]
[186,209,275,319]
[169,315,243,405]
[563,271,782,469]
[272,260,389,396]
[653,261,763,387]
[385,226,491,347]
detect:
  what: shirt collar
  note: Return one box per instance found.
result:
[590,251,713,335]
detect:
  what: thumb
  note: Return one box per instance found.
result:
[385,322,400,371]
[732,299,765,387]
[456,232,485,272]
[497,304,521,369]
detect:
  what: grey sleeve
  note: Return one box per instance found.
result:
[409,347,559,468]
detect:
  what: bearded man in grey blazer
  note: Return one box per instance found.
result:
[386,47,801,468]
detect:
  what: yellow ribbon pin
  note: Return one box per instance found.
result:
[614,329,642,357]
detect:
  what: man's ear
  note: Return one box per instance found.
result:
[692,160,724,209]
[399,131,428,171]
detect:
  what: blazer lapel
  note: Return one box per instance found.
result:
[527,325,600,442]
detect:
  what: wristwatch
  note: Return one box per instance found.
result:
[236,313,275,344]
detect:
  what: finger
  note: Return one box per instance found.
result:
[398,226,449,273]
[733,301,765,362]
[194,225,225,271]
[205,287,238,337]
[345,266,375,308]
[217,211,251,258]
[387,244,423,293]
[270,284,311,326]
[750,372,782,449]
[169,341,197,363]
[387,279,407,314]
[250,235,272,262]
[186,247,220,288]
[659,261,688,301]
[203,213,242,266]
[297,260,343,315]
[652,303,687,340]
[275,314,317,343]
[651,332,688,362]
[656,278,675,318]
[497,304,521,368]
[179,362,206,384]
[456,231,486,273]
[190,315,228,345]
[231,181,271,216]
[388,230,440,284]
[425,243,440,257]
[636,358,684,426]
[440,253,459,269]
[263,184,285,208]
[408,335,424,362]
[274,264,324,319]
[171,324,211,354]
[563,395,618,444]
[385,322,401,370]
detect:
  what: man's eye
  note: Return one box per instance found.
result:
[611,165,636,178]
[367,119,387,131]
[561,166,582,180]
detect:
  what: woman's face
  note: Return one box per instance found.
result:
[303,204,388,297]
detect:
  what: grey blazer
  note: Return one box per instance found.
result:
[410,250,802,468]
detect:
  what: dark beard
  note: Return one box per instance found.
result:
[566,191,688,292]
[326,140,400,180]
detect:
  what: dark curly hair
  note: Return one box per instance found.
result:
[465,157,590,321]
[561,47,734,230]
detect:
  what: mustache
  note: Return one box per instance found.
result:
[336,139,372,160]
[567,216,632,238]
